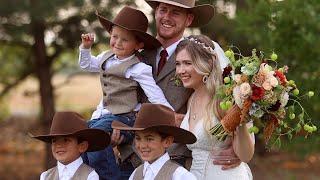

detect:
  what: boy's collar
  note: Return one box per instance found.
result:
[113,54,136,61]
[143,152,170,177]
[57,157,83,175]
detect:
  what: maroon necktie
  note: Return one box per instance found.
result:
[157,49,168,75]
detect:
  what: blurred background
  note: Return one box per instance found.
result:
[0,0,319,179]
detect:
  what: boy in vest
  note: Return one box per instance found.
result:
[79,6,173,179]
[112,103,197,180]
[30,111,110,180]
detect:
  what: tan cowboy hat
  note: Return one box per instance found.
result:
[29,112,110,152]
[96,6,162,50]
[112,103,196,144]
[145,0,215,27]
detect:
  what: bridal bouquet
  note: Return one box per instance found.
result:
[210,49,316,147]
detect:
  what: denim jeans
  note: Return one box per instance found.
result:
[82,113,135,180]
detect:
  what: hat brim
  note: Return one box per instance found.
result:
[29,129,110,152]
[146,0,215,27]
[112,121,196,144]
[96,11,162,50]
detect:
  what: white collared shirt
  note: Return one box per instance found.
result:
[129,153,196,180]
[40,157,99,180]
[78,48,174,119]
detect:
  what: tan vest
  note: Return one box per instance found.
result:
[100,51,140,114]
[44,163,94,180]
[133,160,180,180]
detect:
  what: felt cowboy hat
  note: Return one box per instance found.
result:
[112,103,196,144]
[96,6,162,50]
[145,0,215,27]
[29,111,110,152]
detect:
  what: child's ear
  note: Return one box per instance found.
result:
[135,42,144,50]
[163,136,174,148]
[78,141,89,153]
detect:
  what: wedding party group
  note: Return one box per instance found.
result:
[30,0,256,179]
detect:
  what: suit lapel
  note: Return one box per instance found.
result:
[157,53,176,82]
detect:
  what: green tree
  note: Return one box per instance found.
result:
[0,0,133,168]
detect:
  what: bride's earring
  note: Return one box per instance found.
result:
[202,75,208,83]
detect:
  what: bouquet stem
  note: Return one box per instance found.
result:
[210,99,252,141]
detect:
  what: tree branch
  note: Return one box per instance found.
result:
[0,70,33,98]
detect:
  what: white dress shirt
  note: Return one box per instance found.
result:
[129,152,197,180]
[40,157,99,180]
[79,48,174,119]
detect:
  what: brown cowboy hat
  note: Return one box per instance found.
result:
[112,103,196,144]
[96,6,162,50]
[29,112,110,152]
[145,0,215,27]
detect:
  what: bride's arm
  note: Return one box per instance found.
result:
[232,123,255,163]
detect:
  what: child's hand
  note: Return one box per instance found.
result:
[81,33,94,49]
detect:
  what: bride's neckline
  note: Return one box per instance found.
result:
[188,92,205,133]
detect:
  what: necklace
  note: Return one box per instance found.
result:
[190,93,199,121]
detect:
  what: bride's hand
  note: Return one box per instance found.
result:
[174,113,185,127]
[212,138,241,170]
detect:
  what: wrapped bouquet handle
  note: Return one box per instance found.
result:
[211,99,252,140]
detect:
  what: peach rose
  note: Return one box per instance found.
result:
[240,82,252,98]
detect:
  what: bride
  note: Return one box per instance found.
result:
[175,35,255,179]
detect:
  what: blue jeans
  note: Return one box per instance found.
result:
[82,113,135,180]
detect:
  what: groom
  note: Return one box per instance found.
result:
[112,0,241,175]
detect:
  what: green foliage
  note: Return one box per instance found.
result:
[0,98,10,122]
[234,0,320,135]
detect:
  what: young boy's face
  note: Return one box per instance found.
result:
[110,26,144,59]
[134,130,174,164]
[51,136,88,165]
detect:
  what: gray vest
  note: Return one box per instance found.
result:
[44,163,94,180]
[100,51,140,114]
[133,160,180,180]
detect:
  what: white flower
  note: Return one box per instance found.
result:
[233,86,244,108]
[268,75,278,87]
[280,92,289,107]
[239,82,252,98]
[234,74,242,84]
[260,63,273,73]
[262,80,272,90]
[262,75,278,91]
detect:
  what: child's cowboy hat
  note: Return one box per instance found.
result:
[145,0,215,27]
[30,112,110,152]
[112,103,196,144]
[96,6,162,50]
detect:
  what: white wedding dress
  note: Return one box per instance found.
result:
[180,110,253,180]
